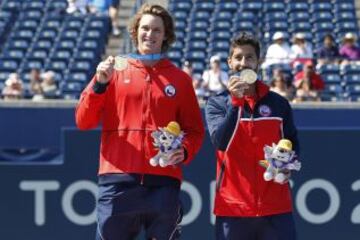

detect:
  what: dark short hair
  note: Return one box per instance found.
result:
[128,4,176,52]
[229,32,261,59]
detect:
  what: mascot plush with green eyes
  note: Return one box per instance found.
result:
[149,121,185,168]
[259,139,301,184]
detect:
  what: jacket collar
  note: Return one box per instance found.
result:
[127,58,174,70]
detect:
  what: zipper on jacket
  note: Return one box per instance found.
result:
[216,161,226,192]
[141,73,151,174]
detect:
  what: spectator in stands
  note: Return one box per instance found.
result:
[315,33,340,66]
[76,4,204,240]
[41,71,58,98]
[89,0,121,36]
[293,78,320,103]
[262,31,292,69]
[294,60,324,93]
[66,0,89,14]
[29,68,44,100]
[182,60,206,99]
[2,73,23,100]
[270,68,294,101]
[202,55,229,95]
[290,33,313,67]
[339,32,360,64]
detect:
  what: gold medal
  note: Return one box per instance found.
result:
[240,69,257,84]
[114,56,128,71]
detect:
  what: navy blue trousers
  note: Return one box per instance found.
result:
[96,182,182,240]
[216,213,297,240]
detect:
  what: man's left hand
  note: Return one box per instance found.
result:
[167,148,185,167]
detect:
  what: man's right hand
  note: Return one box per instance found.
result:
[227,75,249,98]
[96,56,115,84]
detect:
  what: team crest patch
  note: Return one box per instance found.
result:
[164,84,176,97]
[259,105,271,117]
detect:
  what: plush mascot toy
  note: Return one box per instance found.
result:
[149,121,185,167]
[259,139,301,184]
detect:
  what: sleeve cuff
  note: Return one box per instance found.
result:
[231,96,245,107]
[92,81,109,94]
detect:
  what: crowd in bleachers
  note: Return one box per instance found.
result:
[1,0,360,102]
[0,0,118,100]
[168,0,360,102]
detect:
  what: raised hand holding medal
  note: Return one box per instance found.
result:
[96,56,116,84]
[228,69,258,98]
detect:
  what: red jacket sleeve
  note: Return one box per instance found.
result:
[178,74,205,165]
[75,75,111,130]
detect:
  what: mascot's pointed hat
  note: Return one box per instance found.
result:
[165,121,181,136]
[277,139,292,151]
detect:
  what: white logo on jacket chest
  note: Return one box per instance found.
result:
[259,105,272,117]
[164,84,176,97]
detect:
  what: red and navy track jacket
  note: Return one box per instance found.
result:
[205,80,299,217]
[75,58,205,181]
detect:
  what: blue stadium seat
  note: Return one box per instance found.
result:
[241,1,262,12]
[42,19,63,30]
[38,29,58,41]
[27,50,49,63]
[264,12,287,22]
[290,22,311,32]
[187,31,208,41]
[209,31,232,41]
[33,40,53,51]
[334,2,355,12]
[2,1,22,12]
[56,40,77,51]
[318,64,340,75]
[265,22,288,32]
[65,72,89,83]
[186,41,207,51]
[233,11,255,21]
[343,74,360,83]
[173,10,188,21]
[190,11,211,21]
[341,64,360,75]
[184,51,206,61]
[20,10,43,20]
[233,21,254,32]
[48,0,68,11]
[175,20,186,30]
[288,12,310,22]
[211,21,232,31]
[287,2,308,13]
[217,2,238,12]
[334,11,356,22]
[45,60,68,73]
[74,50,97,62]
[1,49,25,64]
[167,50,182,62]
[11,30,35,42]
[264,2,286,12]
[322,74,342,84]
[311,2,332,12]
[194,2,215,12]
[313,22,334,33]
[189,21,209,30]
[213,11,233,21]
[175,31,185,40]
[69,60,93,73]
[171,41,184,51]
[312,11,333,23]
[6,39,30,51]
[60,30,80,40]
[336,22,358,33]
[50,50,72,61]
[21,60,43,72]
[209,41,230,51]
[64,19,84,31]
[169,2,192,12]
[23,1,46,10]
[83,30,103,41]
[0,59,18,72]
[17,19,40,31]
[191,61,205,74]
[60,81,84,93]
